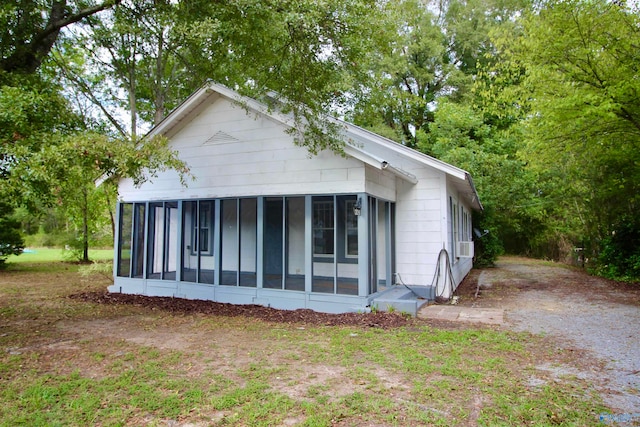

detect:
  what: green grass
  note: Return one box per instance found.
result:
[0,261,610,426]
[6,247,114,263]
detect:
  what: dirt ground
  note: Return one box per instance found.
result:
[455,257,640,414]
[63,256,640,421]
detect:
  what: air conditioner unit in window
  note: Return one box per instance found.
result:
[457,241,474,258]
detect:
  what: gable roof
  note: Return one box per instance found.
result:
[148,82,482,211]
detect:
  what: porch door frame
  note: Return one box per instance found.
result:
[360,195,395,296]
[357,193,370,297]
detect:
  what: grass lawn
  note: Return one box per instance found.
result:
[0,262,608,426]
[6,247,114,264]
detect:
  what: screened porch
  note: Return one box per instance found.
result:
[115,194,395,299]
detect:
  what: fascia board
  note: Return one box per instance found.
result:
[343,144,418,184]
[147,82,297,139]
[337,119,468,181]
[148,85,214,138]
[336,118,482,210]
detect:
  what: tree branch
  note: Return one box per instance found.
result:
[34,0,123,46]
[1,0,122,74]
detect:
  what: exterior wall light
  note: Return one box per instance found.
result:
[353,197,362,216]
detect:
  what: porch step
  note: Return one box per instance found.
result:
[371,285,433,317]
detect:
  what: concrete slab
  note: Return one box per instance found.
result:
[371,285,432,317]
[417,304,504,325]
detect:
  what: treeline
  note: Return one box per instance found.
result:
[1,0,638,281]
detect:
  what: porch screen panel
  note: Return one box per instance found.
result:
[198,201,215,284]
[376,200,389,291]
[147,203,165,280]
[181,201,197,283]
[285,197,305,291]
[312,196,335,293]
[263,197,284,289]
[117,203,133,277]
[239,198,257,287]
[366,196,378,295]
[221,199,238,286]
[163,203,178,280]
[132,203,146,278]
[337,195,359,295]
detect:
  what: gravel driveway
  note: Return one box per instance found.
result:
[459,257,640,415]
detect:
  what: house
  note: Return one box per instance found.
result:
[110,83,482,315]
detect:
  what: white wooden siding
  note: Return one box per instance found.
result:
[119,97,366,201]
[393,167,445,287]
[364,165,396,201]
[446,180,474,287]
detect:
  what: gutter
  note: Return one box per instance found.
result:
[343,143,418,184]
[381,161,419,184]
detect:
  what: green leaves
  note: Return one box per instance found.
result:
[51,0,382,153]
[477,0,640,274]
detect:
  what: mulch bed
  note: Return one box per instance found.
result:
[69,291,414,329]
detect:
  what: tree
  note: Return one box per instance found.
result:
[53,0,188,139]
[424,98,543,263]
[344,0,534,264]
[4,129,190,262]
[350,0,453,147]
[0,72,79,188]
[53,0,382,151]
[0,0,121,74]
[486,0,640,276]
[2,0,384,263]
[349,0,531,147]
[0,201,23,269]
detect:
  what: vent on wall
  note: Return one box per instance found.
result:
[457,241,474,258]
[203,130,239,145]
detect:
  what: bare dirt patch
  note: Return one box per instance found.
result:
[456,256,640,414]
[457,257,640,308]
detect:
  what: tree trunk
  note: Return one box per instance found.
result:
[104,186,116,241]
[154,30,166,125]
[129,65,137,140]
[82,186,90,263]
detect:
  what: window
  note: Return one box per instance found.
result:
[313,196,359,261]
[221,199,238,285]
[192,201,213,256]
[345,199,358,256]
[148,203,165,279]
[462,209,470,241]
[133,203,146,278]
[449,197,456,261]
[313,198,334,256]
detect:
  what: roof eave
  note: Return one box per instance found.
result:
[146,83,481,210]
[343,144,418,184]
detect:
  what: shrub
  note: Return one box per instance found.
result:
[596,215,640,282]
[473,211,503,267]
[0,202,24,269]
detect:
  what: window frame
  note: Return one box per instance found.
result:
[312,195,358,264]
[191,201,214,256]
[344,199,358,258]
[312,198,335,258]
